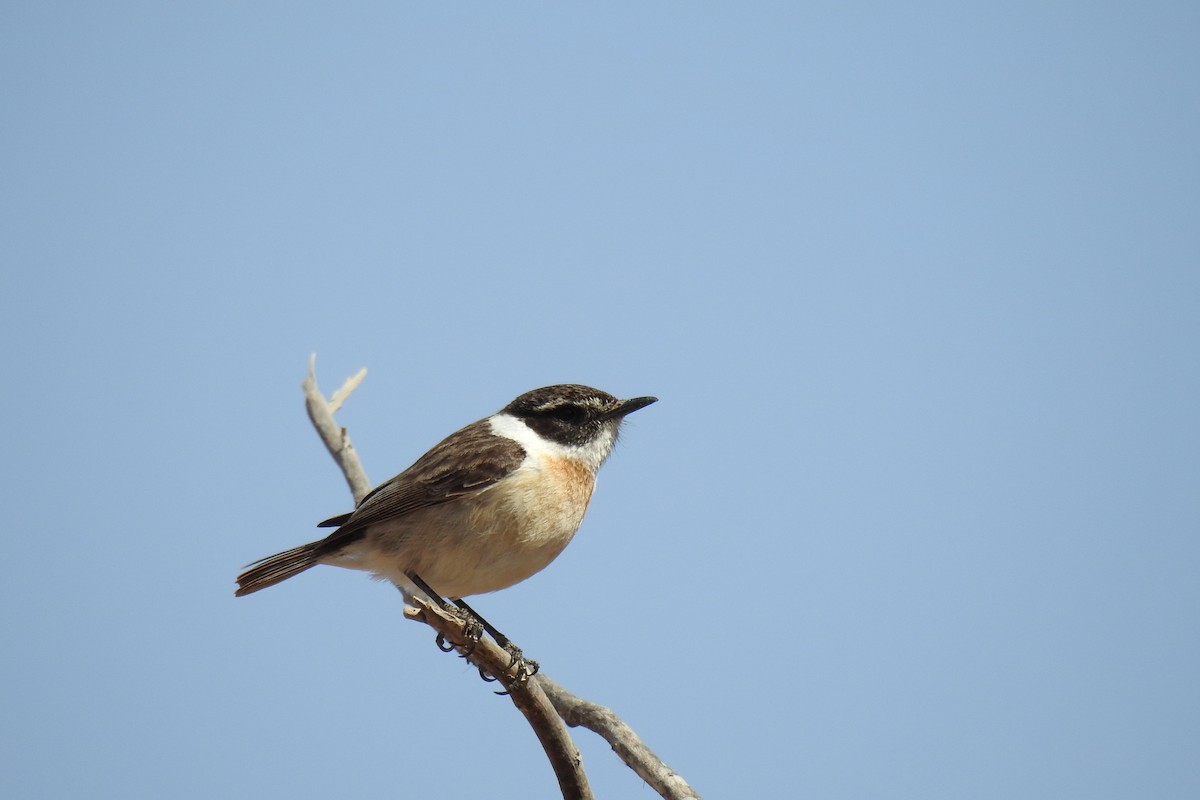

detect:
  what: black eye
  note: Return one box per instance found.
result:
[546,405,586,424]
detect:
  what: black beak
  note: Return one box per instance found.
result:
[604,395,658,420]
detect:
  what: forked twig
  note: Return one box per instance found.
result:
[302,354,371,505]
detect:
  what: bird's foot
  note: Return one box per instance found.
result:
[475,641,539,694]
[434,605,485,656]
[503,641,539,683]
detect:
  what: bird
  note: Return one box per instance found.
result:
[236,384,657,603]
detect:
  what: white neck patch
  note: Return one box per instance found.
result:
[487,412,617,473]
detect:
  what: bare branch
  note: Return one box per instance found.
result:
[302,354,371,504]
[298,358,700,799]
[405,599,593,800]
[327,365,367,414]
[538,676,702,800]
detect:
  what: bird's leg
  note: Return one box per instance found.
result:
[450,597,508,647]
[404,574,483,654]
[453,597,540,685]
[405,574,539,687]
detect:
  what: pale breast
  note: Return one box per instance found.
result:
[346,453,599,598]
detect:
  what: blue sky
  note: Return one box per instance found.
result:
[2,3,1197,798]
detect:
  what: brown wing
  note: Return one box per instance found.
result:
[311,420,525,558]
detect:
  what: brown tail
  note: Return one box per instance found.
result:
[235,542,321,596]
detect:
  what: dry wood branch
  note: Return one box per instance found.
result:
[538,676,702,800]
[302,355,371,504]
[404,599,591,800]
[299,358,700,800]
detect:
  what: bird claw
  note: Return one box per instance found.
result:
[475,644,540,695]
[495,642,539,693]
[425,600,537,693]
[432,606,486,654]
